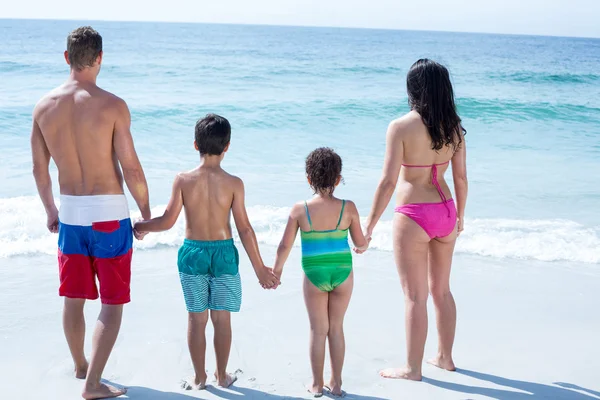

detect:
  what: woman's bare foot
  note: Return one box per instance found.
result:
[379,367,422,381]
[180,374,207,390]
[215,372,238,388]
[75,361,89,380]
[427,355,456,371]
[82,383,127,399]
[307,383,324,398]
[325,383,346,397]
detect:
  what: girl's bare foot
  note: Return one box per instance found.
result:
[180,374,207,390]
[215,372,237,388]
[82,383,127,399]
[379,367,422,381]
[427,355,456,371]
[75,361,89,380]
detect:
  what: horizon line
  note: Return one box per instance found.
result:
[2,17,599,40]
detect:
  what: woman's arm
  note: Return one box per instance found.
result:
[347,201,369,253]
[273,204,301,280]
[134,174,184,233]
[365,120,404,238]
[451,134,468,235]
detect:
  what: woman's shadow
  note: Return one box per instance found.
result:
[423,369,600,399]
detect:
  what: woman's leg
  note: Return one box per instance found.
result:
[327,271,354,395]
[381,214,430,381]
[427,229,458,371]
[303,276,330,395]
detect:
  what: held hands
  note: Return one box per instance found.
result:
[133,220,148,241]
[257,266,280,290]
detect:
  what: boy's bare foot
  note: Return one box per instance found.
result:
[215,372,238,388]
[180,375,207,390]
[379,367,422,381]
[427,355,456,371]
[75,361,89,379]
[82,383,127,399]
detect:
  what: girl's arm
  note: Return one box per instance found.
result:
[347,201,369,253]
[365,120,404,238]
[134,174,184,234]
[451,133,468,235]
[273,204,301,280]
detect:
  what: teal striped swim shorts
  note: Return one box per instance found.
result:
[177,238,242,313]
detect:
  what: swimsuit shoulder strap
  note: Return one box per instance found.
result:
[304,201,313,231]
[335,200,346,230]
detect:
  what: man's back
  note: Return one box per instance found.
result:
[34,81,125,195]
[180,166,240,241]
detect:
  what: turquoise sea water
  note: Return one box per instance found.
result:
[1,19,599,263]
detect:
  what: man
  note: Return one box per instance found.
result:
[31,26,150,399]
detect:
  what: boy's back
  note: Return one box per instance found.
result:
[179,166,240,241]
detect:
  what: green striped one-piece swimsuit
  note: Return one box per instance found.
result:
[301,200,352,292]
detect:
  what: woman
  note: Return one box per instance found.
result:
[365,59,468,381]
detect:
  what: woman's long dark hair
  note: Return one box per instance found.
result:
[407,59,465,151]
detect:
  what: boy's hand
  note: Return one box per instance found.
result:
[257,266,280,289]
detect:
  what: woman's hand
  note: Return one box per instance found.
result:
[457,217,464,236]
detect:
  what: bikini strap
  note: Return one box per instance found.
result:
[304,201,314,231]
[335,200,346,230]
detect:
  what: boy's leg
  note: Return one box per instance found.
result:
[327,272,354,396]
[303,275,330,396]
[187,311,209,388]
[210,310,236,387]
[82,304,126,399]
[63,298,88,379]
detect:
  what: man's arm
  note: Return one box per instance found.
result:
[231,177,279,289]
[113,98,151,220]
[31,114,58,233]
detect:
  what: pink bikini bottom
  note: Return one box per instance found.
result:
[395,199,457,239]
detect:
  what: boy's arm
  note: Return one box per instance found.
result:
[134,175,184,233]
[347,201,369,253]
[273,204,301,279]
[113,98,151,220]
[231,177,279,289]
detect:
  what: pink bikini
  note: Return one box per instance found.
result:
[394,161,457,239]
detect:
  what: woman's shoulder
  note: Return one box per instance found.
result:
[389,111,422,135]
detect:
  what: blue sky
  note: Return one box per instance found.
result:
[3,0,599,38]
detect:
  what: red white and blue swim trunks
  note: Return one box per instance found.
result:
[58,195,133,305]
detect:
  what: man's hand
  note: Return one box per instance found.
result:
[257,266,280,289]
[46,206,59,233]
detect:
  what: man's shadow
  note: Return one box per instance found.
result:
[423,368,600,399]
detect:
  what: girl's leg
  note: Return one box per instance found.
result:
[327,271,354,396]
[427,229,458,371]
[303,275,330,395]
[380,214,430,381]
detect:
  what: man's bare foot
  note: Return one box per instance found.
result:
[307,383,323,398]
[82,383,127,399]
[215,372,238,388]
[325,384,346,397]
[75,361,89,380]
[180,375,207,390]
[379,367,422,381]
[427,355,456,371]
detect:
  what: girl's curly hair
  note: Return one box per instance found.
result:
[305,147,342,196]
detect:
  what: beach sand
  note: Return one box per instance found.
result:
[1,246,599,399]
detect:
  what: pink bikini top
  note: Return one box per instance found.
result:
[401,160,451,204]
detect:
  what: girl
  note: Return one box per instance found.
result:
[273,147,369,397]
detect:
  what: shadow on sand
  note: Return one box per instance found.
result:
[423,368,600,399]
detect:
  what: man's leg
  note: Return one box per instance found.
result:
[82,304,126,399]
[63,298,88,379]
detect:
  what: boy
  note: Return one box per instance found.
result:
[134,114,279,389]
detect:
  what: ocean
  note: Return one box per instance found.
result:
[1,19,599,264]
